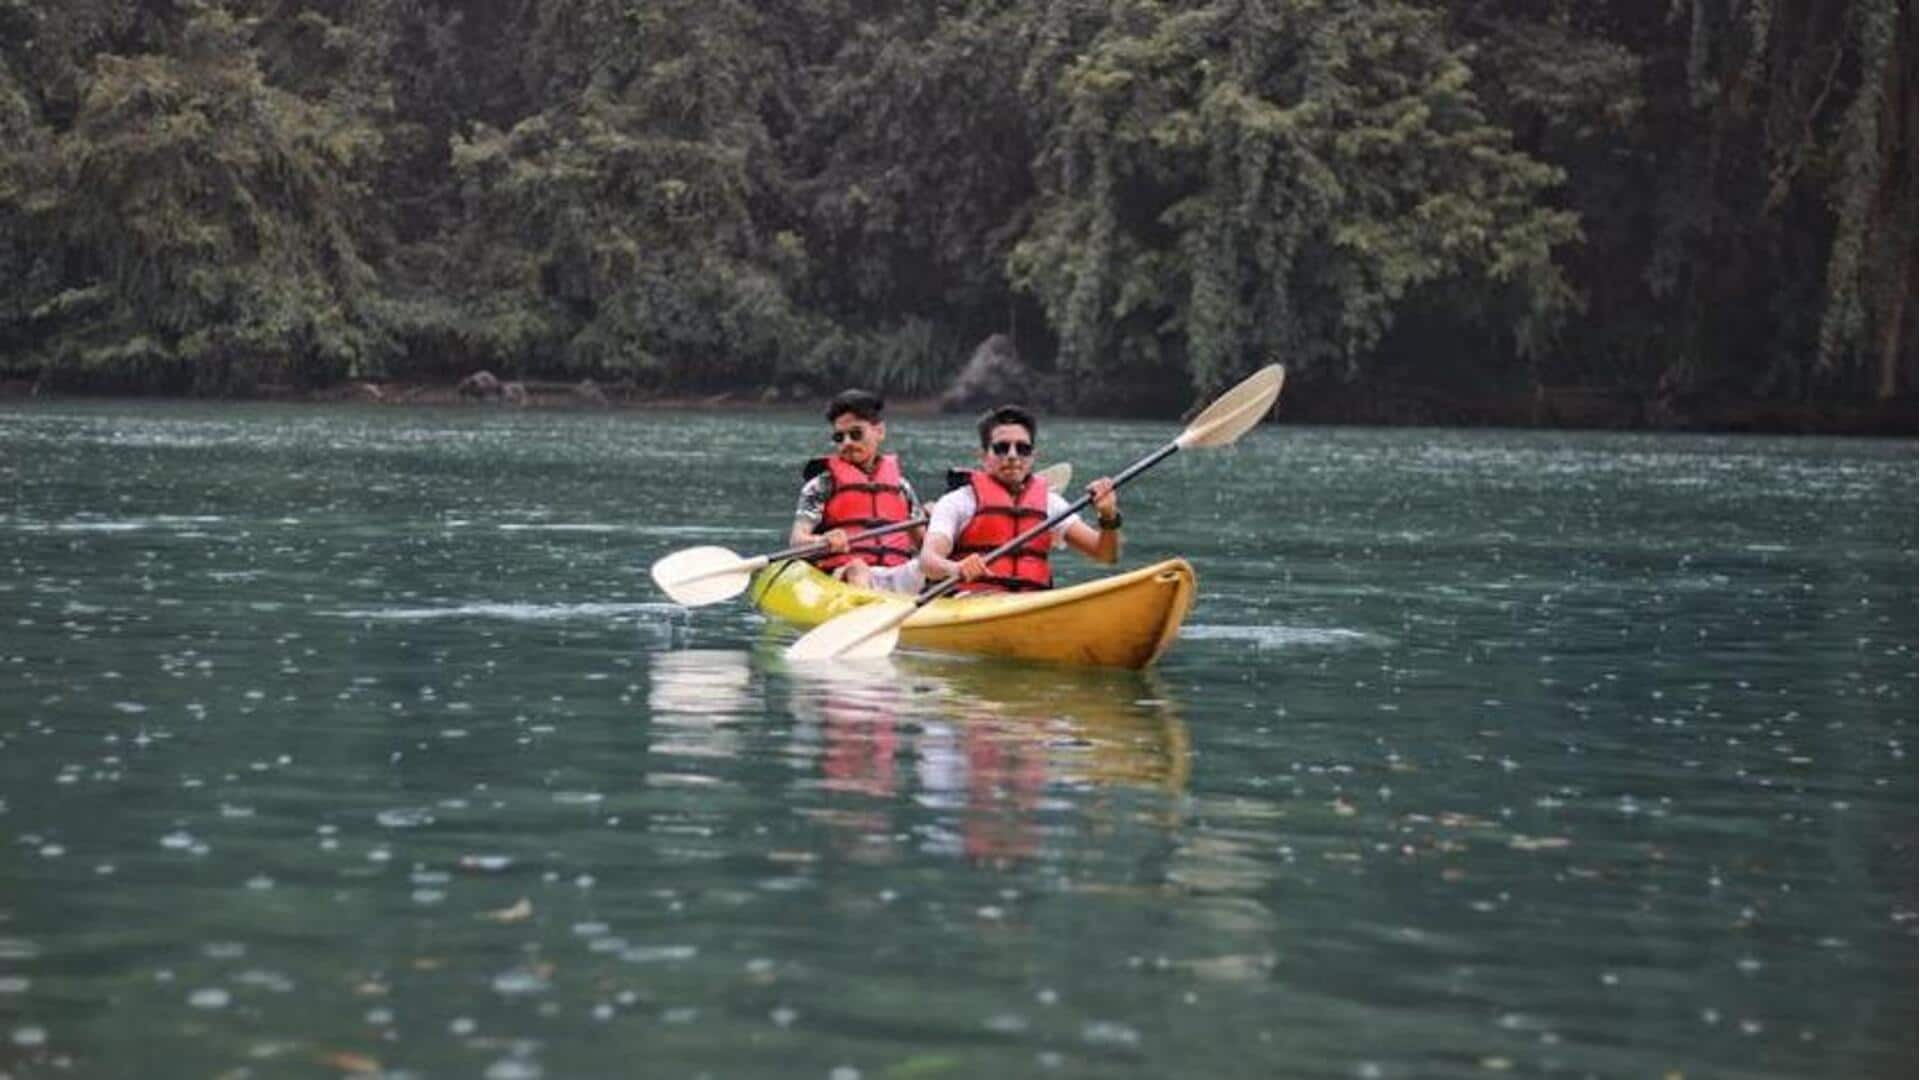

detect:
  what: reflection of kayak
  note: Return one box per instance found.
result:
[748,558,1197,669]
[778,650,1191,794]
[890,655,1192,792]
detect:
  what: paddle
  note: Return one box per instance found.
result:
[651,463,1073,607]
[784,364,1286,662]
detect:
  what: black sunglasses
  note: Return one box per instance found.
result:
[988,440,1034,458]
[831,426,868,444]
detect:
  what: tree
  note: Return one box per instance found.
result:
[413,0,827,388]
[790,0,1042,378]
[1,3,386,392]
[1011,0,1580,407]
[1461,0,1916,410]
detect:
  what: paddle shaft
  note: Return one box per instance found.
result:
[915,440,1179,608]
[770,516,925,565]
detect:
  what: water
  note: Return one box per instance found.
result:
[1,402,1913,1078]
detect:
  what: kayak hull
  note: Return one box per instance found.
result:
[749,558,1196,669]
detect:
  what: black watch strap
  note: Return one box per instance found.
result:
[1097,512,1122,530]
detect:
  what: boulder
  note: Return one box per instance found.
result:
[457,370,502,400]
[938,334,1056,413]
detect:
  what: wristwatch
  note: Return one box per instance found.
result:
[1097,512,1122,530]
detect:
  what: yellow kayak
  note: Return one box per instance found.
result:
[747,558,1197,669]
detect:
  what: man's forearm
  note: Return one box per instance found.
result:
[920,537,957,581]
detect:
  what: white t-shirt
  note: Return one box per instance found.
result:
[925,486,1078,550]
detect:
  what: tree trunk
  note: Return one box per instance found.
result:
[1877,242,1911,400]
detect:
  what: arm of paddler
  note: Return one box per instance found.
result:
[919,530,980,582]
[789,519,851,553]
[1061,477,1121,564]
[919,496,987,583]
[920,489,986,582]
[789,475,849,553]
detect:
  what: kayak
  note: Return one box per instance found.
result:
[747,558,1197,669]
[751,558,1196,668]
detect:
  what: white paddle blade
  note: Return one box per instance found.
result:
[784,599,912,662]
[1176,364,1285,449]
[650,546,757,607]
[1035,462,1072,491]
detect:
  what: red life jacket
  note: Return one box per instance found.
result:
[812,453,914,570]
[951,470,1052,594]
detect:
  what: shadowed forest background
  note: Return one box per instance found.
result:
[0,0,1912,431]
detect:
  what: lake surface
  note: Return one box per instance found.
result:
[1,401,1913,1078]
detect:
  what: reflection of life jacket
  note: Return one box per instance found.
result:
[810,453,914,570]
[952,470,1052,594]
[962,717,1046,863]
[822,704,898,797]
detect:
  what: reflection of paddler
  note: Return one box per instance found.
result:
[780,651,1190,866]
[893,655,1191,794]
[783,658,909,861]
[785,658,907,798]
[820,695,899,799]
[915,714,1049,864]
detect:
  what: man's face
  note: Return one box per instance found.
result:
[831,413,883,468]
[980,422,1034,488]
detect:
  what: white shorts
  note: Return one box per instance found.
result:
[866,560,925,594]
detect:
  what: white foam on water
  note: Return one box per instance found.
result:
[330,601,680,622]
[36,522,146,533]
[13,515,229,534]
[1180,624,1386,649]
[498,523,627,533]
[633,524,766,538]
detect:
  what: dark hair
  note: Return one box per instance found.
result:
[976,404,1036,448]
[826,389,884,423]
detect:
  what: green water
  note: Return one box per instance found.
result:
[1,402,1913,1079]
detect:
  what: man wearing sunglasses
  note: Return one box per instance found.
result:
[921,404,1120,593]
[791,389,926,591]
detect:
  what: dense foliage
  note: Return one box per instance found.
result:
[0,0,1911,425]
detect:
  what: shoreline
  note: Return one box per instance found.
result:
[1,376,1911,437]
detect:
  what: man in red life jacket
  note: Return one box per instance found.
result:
[920,404,1119,592]
[789,389,926,591]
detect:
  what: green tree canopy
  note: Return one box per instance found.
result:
[1011,0,1580,404]
[0,0,1909,427]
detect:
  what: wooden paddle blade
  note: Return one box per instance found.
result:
[1176,364,1285,449]
[784,599,912,662]
[650,545,755,607]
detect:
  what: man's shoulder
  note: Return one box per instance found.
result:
[926,485,975,533]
